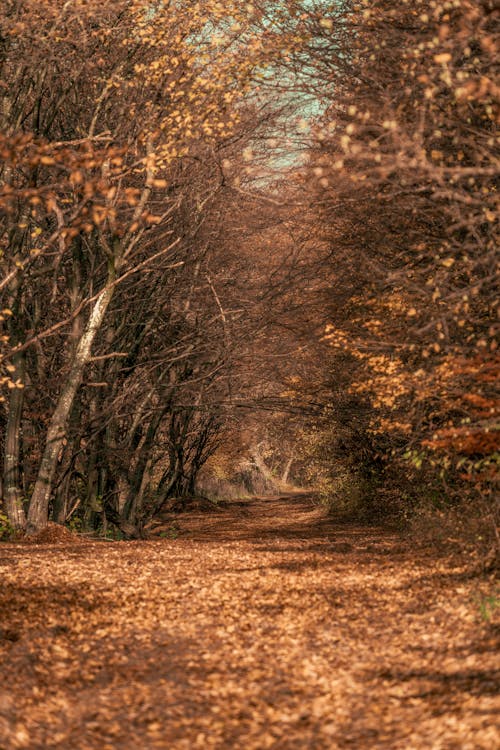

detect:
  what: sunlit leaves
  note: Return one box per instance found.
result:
[301,0,499,506]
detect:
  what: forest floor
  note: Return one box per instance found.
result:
[0,494,499,750]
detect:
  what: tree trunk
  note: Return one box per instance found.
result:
[281,455,294,485]
[251,446,274,483]
[27,280,115,534]
[123,406,167,523]
[53,471,71,524]
[83,394,100,528]
[3,351,26,530]
[154,460,183,512]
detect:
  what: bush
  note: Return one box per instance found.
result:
[0,511,15,541]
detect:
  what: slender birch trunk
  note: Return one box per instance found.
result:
[251,447,274,484]
[27,279,115,534]
[281,455,294,485]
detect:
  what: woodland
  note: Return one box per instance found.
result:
[0,1,499,747]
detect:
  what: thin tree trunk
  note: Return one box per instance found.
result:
[27,279,115,534]
[53,471,71,524]
[281,455,294,485]
[3,351,26,530]
[154,460,183,511]
[84,394,99,528]
[123,406,168,522]
[251,446,274,483]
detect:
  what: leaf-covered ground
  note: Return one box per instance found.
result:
[1,495,498,749]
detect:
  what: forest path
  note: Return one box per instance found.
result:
[1,495,498,749]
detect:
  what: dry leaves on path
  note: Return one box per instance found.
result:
[0,496,498,749]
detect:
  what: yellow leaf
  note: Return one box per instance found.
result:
[434,53,451,65]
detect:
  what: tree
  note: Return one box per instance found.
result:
[287,1,499,529]
[0,0,295,532]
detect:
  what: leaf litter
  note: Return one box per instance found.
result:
[0,495,498,749]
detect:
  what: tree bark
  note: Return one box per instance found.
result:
[281,455,294,485]
[3,351,26,530]
[27,279,115,534]
[123,405,168,523]
[251,446,274,483]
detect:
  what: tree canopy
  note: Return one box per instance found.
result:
[0,0,498,558]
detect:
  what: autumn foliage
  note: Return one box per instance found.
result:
[0,1,498,558]
[0,1,297,535]
[289,0,498,552]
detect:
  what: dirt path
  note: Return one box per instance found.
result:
[1,495,498,749]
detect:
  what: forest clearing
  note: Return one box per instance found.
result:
[1,494,499,749]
